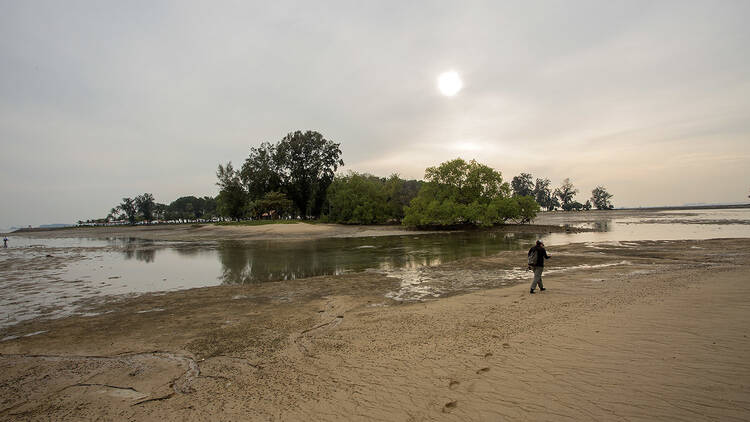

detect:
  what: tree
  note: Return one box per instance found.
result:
[402,158,538,227]
[583,200,592,211]
[154,203,168,220]
[274,130,344,217]
[118,197,138,225]
[555,178,579,211]
[107,207,122,222]
[591,186,614,210]
[135,193,156,222]
[240,142,282,201]
[516,195,541,223]
[216,162,249,220]
[254,191,293,219]
[511,173,534,197]
[533,178,558,211]
[423,158,511,203]
[325,172,389,224]
[166,196,217,220]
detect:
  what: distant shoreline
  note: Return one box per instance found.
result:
[3,221,581,241]
[5,204,748,236]
[616,203,750,211]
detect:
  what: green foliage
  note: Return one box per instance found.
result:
[511,173,534,197]
[274,130,344,217]
[118,197,138,225]
[135,193,155,222]
[240,142,282,200]
[404,158,537,227]
[515,195,541,223]
[237,130,343,218]
[216,162,249,220]
[253,191,294,219]
[533,178,558,211]
[324,172,419,224]
[591,186,614,209]
[555,178,579,211]
[166,196,217,220]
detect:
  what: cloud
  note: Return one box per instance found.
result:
[1,1,749,226]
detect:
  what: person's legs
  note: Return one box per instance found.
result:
[530,266,543,291]
[537,267,545,290]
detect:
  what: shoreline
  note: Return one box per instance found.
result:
[3,221,583,242]
[1,238,748,420]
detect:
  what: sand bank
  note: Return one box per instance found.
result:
[7,221,580,242]
[1,238,749,420]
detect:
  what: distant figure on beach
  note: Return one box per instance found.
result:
[3,237,7,248]
[528,240,550,294]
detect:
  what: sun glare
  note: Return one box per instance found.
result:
[438,71,463,96]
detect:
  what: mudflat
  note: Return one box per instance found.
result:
[1,237,748,420]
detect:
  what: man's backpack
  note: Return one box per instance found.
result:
[528,247,538,267]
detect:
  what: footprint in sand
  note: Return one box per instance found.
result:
[502,343,511,349]
[484,352,493,358]
[448,380,460,390]
[476,367,490,374]
[443,401,458,413]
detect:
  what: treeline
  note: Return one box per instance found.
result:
[510,173,614,211]
[213,129,615,227]
[80,194,219,225]
[87,129,614,227]
[215,130,344,220]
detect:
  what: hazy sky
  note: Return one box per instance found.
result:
[2,0,749,227]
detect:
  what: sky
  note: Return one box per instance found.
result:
[1,0,749,228]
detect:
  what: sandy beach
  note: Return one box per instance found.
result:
[1,230,748,421]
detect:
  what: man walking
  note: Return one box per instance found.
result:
[528,240,550,294]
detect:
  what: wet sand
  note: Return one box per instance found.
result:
[1,238,749,420]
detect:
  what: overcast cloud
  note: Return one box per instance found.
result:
[1,0,749,228]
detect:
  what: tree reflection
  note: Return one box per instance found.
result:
[121,238,157,263]
[215,232,539,285]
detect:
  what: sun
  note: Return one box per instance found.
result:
[438,71,463,96]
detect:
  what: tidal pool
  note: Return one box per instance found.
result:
[1,208,749,328]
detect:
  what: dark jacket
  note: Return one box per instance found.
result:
[528,245,550,267]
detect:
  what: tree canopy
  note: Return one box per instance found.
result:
[511,173,534,197]
[216,162,248,220]
[591,186,614,209]
[403,158,538,227]
[555,178,579,211]
[324,172,420,224]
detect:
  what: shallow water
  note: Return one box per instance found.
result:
[1,208,749,328]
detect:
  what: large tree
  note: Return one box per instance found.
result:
[591,186,614,210]
[423,158,510,203]
[274,130,344,217]
[533,178,558,211]
[555,178,579,211]
[511,173,534,197]
[135,193,155,222]
[216,162,248,220]
[403,158,537,227]
[240,142,282,201]
[325,172,390,224]
[118,197,138,225]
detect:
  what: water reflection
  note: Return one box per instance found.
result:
[215,232,539,284]
[119,238,156,263]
